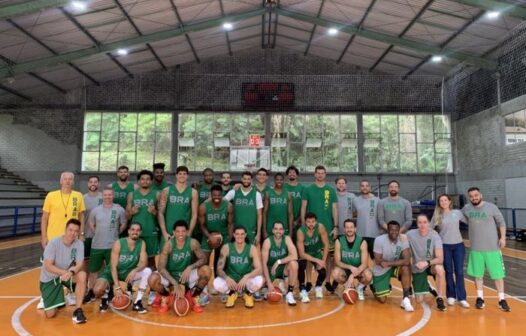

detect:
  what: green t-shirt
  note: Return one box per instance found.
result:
[284,183,304,221]
[225,243,253,282]
[302,183,337,233]
[266,189,289,236]
[111,182,134,209]
[131,189,158,237]
[166,237,193,282]
[165,185,192,235]
[339,235,363,267]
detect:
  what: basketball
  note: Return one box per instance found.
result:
[111,294,131,310]
[342,288,359,304]
[207,232,223,249]
[268,287,283,303]
[174,297,190,316]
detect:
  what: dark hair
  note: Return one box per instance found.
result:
[221,172,231,178]
[257,168,269,175]
[176,166,189,174]
[343,218,356,227]
[66,218,81,228]
[305,212,317,220]
[231,225,250,243]
[274,172,284,179]
[467,187,480,193]
[173,219,188,230]
[286,165,299,175]
[242,171,253,178]
[129,222,142,230]
[273,221,285,229]
[137,169,153,180]
[211,185,223,193]
[314,165,326,172]
[87,175,99,181]
[202,168,214,174]
[387,220,400,228]
[360,179,370,184]
[387,180,400,187]
[117,165,129,171]
[153,162,165,170]
[335,176,347,184]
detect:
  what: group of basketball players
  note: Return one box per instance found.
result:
[38,164,511,324]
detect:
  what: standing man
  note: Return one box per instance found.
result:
[213,226,264,308]
[82,176,102,265]
[127,170,159,269]
[84,187,127,304]
[352,180,381,259]
[407,214,447,311]
[255,168,271,201]
[296,212,330,302]
[195,168,215,205]
[261,221,299,306]
[110,165,135,212]
[335,177,356,236]
[39,219,87,323]
[148,220,211,314]
[92,222,151,314]
[284,165,304,229]
[462,187,510,312]
[372,221,414,312]
[263,173,293,239]
[151,163,171,194]
[332,219,372,300]
[158,165,198,245]
[378,180,413,233]
[224,171,263,246]
[220,172,233,196]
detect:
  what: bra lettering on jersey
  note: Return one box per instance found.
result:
[134,199,153,206]
[289,191,301,199]
[119,255,135,263]
[115,192,127,199]
[270,197,286,205]
[270,248,287,258]
[207,213,226,221]
[171,250,191,262]
[342,250,360,259]
[169,195,190,204]
[235,198,255,206]
[305,235,319,247]
[230,255,249,265]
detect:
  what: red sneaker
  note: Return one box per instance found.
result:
[159,295,174,313]
[184,291,195,309]
[151,293,163,308]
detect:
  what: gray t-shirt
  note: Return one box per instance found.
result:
[461,202,506,251]
[352,195,381,238]
[372,234,410,276]
[88,204,127,249]
[337,192,356,234]
[430,210,464,244]
[407,229,443,274]
[83,192,103,238]
[40,236,84,283]
[378,197,413,231]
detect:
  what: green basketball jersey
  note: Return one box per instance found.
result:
[204,199,229,239]
[112,182,134,209]
[233,187,258,241]
[116,238,142,280]
[131,189,158,237]
[198,184,212,205]
[222,185,233,197]
[166,237,193,282]
[225,243,253,282]
[257,184,271,202]
[151,180,170,193]
[300,223,323,256]
[284,183,304,221]
[338,235,363,267]
[267,236,288,280]
[266,189,289,236]
[165,185,192,235]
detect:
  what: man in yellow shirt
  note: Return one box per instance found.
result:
[41,172,86,247]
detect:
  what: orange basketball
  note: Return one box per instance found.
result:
[174,297,190,317]
[207,232,223,249]
[342,288,359,304]
[111,294,131,310]
[268,287,283,303]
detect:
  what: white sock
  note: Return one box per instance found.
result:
[498,292,505,301]
[477,290,484,299]
[357,283,365,290]
[135,289,145,303]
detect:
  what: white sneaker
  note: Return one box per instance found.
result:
[278,280,287,293]
[286,292,297,306]
[147,291,156,305]
[459,300,470,308]
[37,297,44,309]
[356,284,365,301]
[66,293,76,306]
[220,293,228,303]
[447,297,456,306]
[401,297,414,312]
[262,287,269,300]
[315,286,323,299]
[300,289,310,303]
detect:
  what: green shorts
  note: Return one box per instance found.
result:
[89,248,111,273]
[467,250,506,280]
[270,264,286,281]
[83,238,92,260]
[412,268,433,295]
[99,267,130,287]
[141,235,159,257]
[363,237,375,260]
[373,267,400,297]
[40,279,74,311]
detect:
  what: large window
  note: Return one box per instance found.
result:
[82,112,172,171]
[504,109,526,145]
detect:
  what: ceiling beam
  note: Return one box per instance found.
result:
[218,0,233,56]
[169,0,200,64]
[304,0,325,56]
[0,0,69,20]
[0,9,266,79]
[275,7,496,70]
[0,83,32,101]
[454,0,526,20]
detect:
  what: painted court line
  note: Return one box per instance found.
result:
[0,267,38,281]
[0,296,38,299]
[397,302,431,336]
[11,297,39,336]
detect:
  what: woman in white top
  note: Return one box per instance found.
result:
[431,194,469,308]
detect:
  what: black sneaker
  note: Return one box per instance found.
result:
[436,298,446,311]
[498,299,511,312]
[83,289,95,304]
[132,300,147,314]
[305,282,313,293]
[476,297,485,309]
[429,286,438,298]
[72,308,87,324]
[325,282,335,294]
[99,298,109,312]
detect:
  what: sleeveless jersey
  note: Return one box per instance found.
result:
[131,189,158,237]
[198,184,212,204]
[152,180,170,193]
[165,185,192,235]
[116,238,142,280]
[233,187,258,240]
[112,182,134,209]
[339,235,363,267]
[266,189,289,236]
[225,243,252,282]
[166,236,193,282]
[268,236,288,280]
[284,183,304,221]
[300,223,323,256]
[204,199,229,239]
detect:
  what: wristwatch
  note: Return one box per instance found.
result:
[277,259,282,265]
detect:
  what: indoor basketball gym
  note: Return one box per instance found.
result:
[1,0,526,335]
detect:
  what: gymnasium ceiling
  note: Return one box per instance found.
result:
[0,0,525,102]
